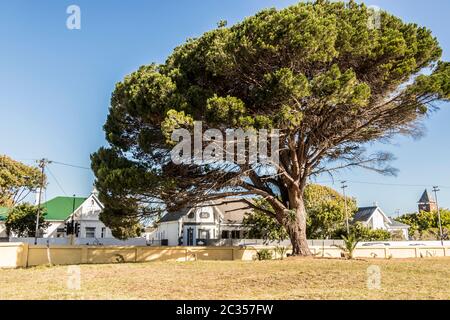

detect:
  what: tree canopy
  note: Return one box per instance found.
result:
[397,210,450,240]
[92,0,450,255]
[244,184,356,241]
[5,203,49,237]
[0,155,42,207]
[243,184,391,242]
[304,184,357,238]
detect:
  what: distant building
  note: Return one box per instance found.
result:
[353,206,410,239]
[41,191,113,239]
[152,198,251,246]
[0,189,114,241]
[418,189,437,212]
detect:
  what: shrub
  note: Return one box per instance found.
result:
[256,249,273,261]
[334,234,360,260]
[274,246,288,260]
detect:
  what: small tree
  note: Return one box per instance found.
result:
[0,155,43,207]
[304,184,357,238]
[243,184,356,242]
[397,210,450,240]
[335,233,360,259]
[243,198,289,244]
[332,222,391,241]
[99,204,143,239]
[5,204,49,237]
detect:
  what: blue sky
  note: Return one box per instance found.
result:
[1,0,450,215]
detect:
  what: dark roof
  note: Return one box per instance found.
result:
[388,220,410,228]
[158,198,253,224]
[418,189,435,204]
[353,206,378,222]
[214,199,252,224]
[158,209,188,223]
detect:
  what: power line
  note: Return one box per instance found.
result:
[48,161,91,170]
[46,166,67,196]
[9,157,91,171]
[317,180,450,189]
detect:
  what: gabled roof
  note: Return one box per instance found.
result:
[158,197,253,224]
[387,220,410,229]
[158,209,188,223]
[42,196,87,221]
[353,206,378,223]
[418,189,435,204]
[0,196,96,222]
[213,198,251,224]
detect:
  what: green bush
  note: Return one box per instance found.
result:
[256,249,273,261]
[332,222,391,241]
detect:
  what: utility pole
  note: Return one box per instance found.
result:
[432,186,444,246]
[34,158,51,245]
[341,181,349,235]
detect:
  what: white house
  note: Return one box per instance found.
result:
[0,189,115,242]
[353,206,410,239]
[152,198,252,246]
[41,189,114,240]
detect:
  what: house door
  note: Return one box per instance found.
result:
[187,228,194,246]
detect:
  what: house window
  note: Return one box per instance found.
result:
[231,230,240,239]
[198,229,210,240]
[199,212,210,219]
[85,227,96,238]
[56,228,66,238]
[221,230,229,239]
[188,212,195,219]
[101,227,106,238]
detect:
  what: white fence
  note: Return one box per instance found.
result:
[357,240,450,247]
[6,238,450,248]
[9,237,148,246]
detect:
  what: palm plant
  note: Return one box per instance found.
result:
[335,234,361,259]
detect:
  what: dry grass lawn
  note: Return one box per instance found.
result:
[1,257,449,300]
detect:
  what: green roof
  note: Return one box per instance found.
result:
[42,197,87,221]
[0,207,10,221]
[0,197,87,222]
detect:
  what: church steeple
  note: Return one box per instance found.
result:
[418,189,437,212]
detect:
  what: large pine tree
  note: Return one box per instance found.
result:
[92,1,450,255]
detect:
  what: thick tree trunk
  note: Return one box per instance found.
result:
[285,201,312,256]
[276,191,312,256]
